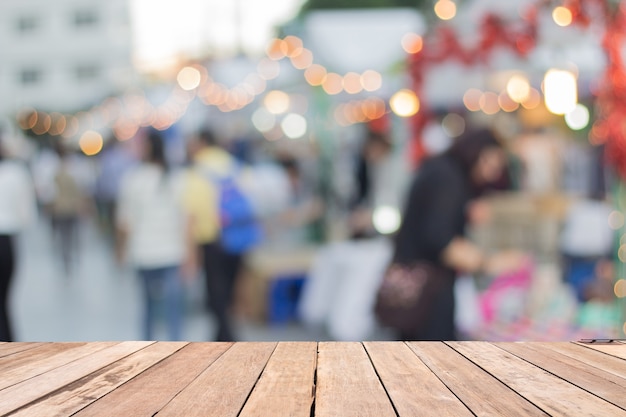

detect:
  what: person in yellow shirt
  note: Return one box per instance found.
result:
[183,129,242,341]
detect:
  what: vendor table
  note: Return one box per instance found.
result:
[0,340,624,416]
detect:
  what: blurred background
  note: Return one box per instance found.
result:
[0,0,625,342]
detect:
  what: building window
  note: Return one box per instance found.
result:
[74,9,99,27]
[75,64,100,81]
[20,68,42,85]
[17,15,39,33]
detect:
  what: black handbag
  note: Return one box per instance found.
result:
[374,261,448,334]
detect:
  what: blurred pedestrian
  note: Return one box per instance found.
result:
[388,126,527,341]
[48,146,89,276]
[0,136,36,341]
[183,129,261,341]
[116,130,195,341]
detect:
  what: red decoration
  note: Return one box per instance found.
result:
[406,0,626,180]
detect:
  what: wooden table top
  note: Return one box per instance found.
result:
[0,340,625,416]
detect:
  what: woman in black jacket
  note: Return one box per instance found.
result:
[392,127,525,340]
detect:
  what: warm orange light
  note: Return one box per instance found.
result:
[304,64,327,86]
[434,0,457,20]
[498,92,519,112]
[390,89,419,117]
[322,73,343,95]
[553,6,573,26]
[614,279,626,298]
[79,130,104,155]
[48,113,67,136]
[290,48,313,69]
[343,72,363,94]
[479,92,500,115]
[361,70,382,92]
[32,112,52,135]
[463,88,482,112]
[266,38,288,60]
[401,33,423,54]
[522,88,541,109]
[284,35,304,58]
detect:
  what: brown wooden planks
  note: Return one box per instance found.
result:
[542,342,626,380]
[73,342,232,417]
[364,341,472,417]
[11,342,188,417]
[239,342,317,417]
[575,341,626,361]
[157,342,277,417]
[315,342,396,417]
[0,342,46,358]
[496,342,626,411]
[0,342,116,391]
[448,341,626,416]
[0,341,152,416]
[407,342,548,416]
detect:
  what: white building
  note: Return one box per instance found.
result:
[0,0,134,121]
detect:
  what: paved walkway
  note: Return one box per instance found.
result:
[10,215,313,342]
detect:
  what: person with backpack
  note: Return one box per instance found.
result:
[183,129,262,341]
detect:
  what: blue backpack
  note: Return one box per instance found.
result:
[204,168,263,254]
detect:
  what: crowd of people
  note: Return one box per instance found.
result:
[0,119,620,342]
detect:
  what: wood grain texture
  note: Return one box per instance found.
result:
[315,342,396,417]
[0,341,152,416]
[407,342,548,416]
[0,342,46,358]
[448,342,626,417]
[543,342,626,380]
[73,342,232,417]
[239,342,317,417]
[0,342,116,391]
[157,342,277,417]
[575,341,626,360]
[496,342,626,411]
[10,342,188,417]
[364,342,473,417]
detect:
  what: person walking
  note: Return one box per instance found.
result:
[0,138,36,341]
[116,130,195,341]
[183,129,261,341]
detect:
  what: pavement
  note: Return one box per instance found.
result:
[10,215,317,342]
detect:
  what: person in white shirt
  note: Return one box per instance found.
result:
[0,139,36,341]
[116,130,195,341]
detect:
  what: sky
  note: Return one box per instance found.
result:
[130,0,304,72]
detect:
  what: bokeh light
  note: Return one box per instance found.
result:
[322,73,343,95]
[177,66,202,91]
[264,90,290,114]
[544,69,577,115]
[614,279,626,298]
[522,88,541,109]
[290,48,313,70]
[553,6,573,27]
[252,107,276,133]
[441,113,465,137]
[281,113,307,139]
[79,130,104,156]
[373,206,401,235]
[498,91,520,112]
[401,33,423,54]
[479,92,500,115]
[564,103,590,130]
[304,64,327,86]
[434,0,457,20]
[257,58,280,80]
[361,70,382,92]
[463,88,482,112]
[343,72,363,94]
[266,38,288,60]
[390,89,419,117]
[608,210,625,230]
[506,74,531,103]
